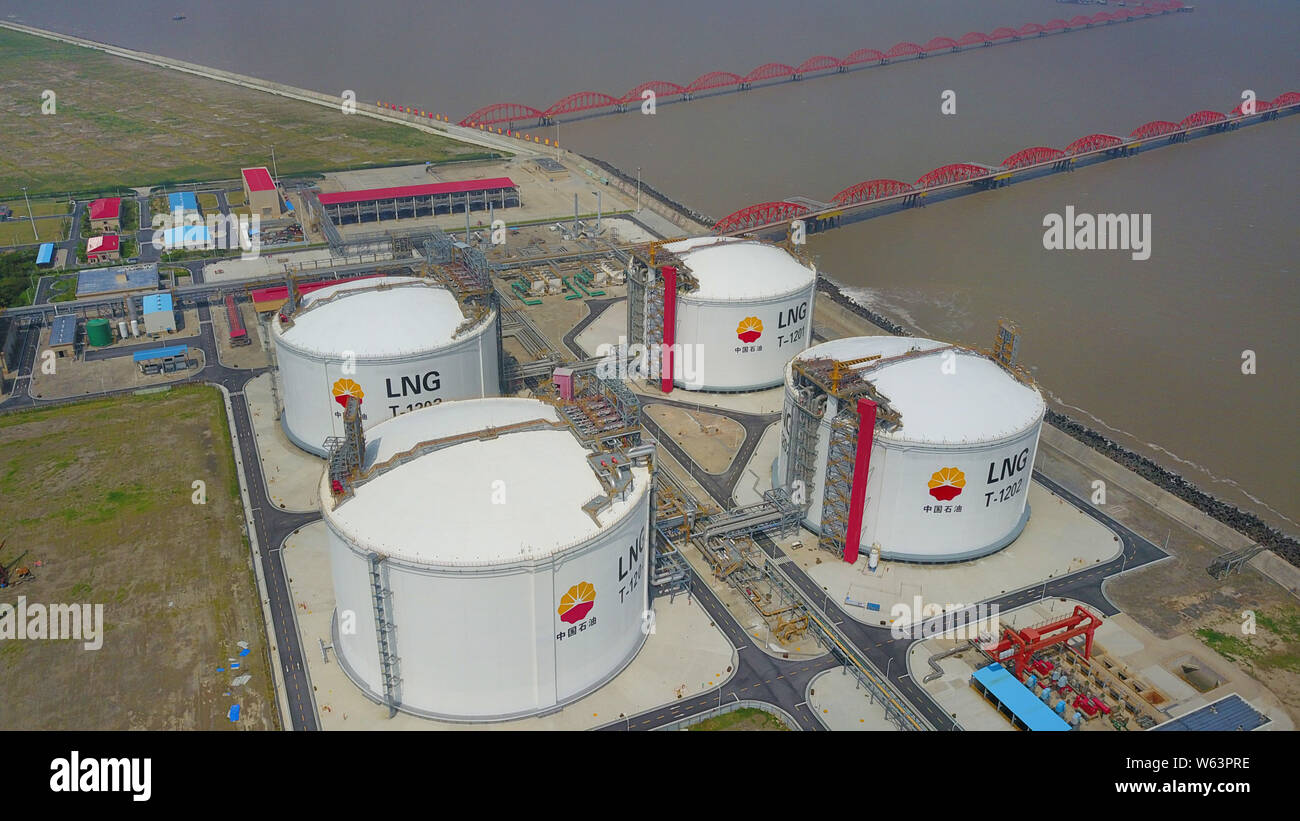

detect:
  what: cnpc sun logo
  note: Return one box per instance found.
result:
[927,467,965,501]
[736,316,763,343]
[558,581,596,625]
[331,378,364,408]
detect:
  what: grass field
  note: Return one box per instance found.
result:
[1,198,69,217]
[0,387,278,729]
[0,219,43,247]
[687,707,789,731]
[0,27,489,197]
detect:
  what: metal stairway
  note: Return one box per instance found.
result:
[368,552,400,718]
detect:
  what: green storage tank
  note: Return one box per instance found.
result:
[86,318,113,347]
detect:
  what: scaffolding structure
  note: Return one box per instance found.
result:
[992,318,1021,367]
[786,343,978,560]
[623,244,697,388]
[325,370,642,505]
[817,409,859,558]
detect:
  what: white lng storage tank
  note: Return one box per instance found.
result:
[272,275,498,456]
[626,237,816,392]
[777,336,1046,563]
[321,397,652,721]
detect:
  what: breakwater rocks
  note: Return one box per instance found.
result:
[582,156,716,228]
[816,277,912,337]
[1045,411,1299,562]
[815,276,1300,565]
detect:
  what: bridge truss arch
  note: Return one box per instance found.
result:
[830,179,915,206]
[713,201,811,234]
[915,163,990,188]
[1000,146,1066,169]
[618,80,687,105]
[1128,120,1181,140]
[459,102,545,127]
[1064,133,1124,155]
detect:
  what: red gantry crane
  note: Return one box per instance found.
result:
[984,604,1102,681]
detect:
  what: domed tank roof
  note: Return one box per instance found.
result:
[274,276,475,359]
[794,336,1044,445]
[323,398,647,566]
[665,237,815,300]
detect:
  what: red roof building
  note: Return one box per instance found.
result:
[241,166,282,219]
[241,167,276,192]
[88,197,122,226]
[87,234,121,260]
[317,177,517,206]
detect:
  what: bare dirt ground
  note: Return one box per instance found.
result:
[211,302,272,370]
[0,386,276,729]
[644,404,744,474]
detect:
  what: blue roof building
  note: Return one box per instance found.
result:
[49,314,78,350]
[141,292,177,334]
[167,191,200,213]
[141,293,173,314]
[1150,694,1270,731]
[36,242,55,266]
[159,224,211,250]
[75,263,159,298]
[970,663,1072,731]
[132,344,188,363]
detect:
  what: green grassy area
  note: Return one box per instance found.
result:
[197,193,220,211]
[49,275,77,302]
[120,198,138,233]
[0,27,491,197]
[0,218,48,247]
[0,386,278,729]
[1196,605,1300,674]
[687,707,789,731]
[0,248,39,306]
[1,198,69,217]
[226,190,246,207]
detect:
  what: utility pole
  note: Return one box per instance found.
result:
[21,186,38,241]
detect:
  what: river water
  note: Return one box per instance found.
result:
[5,0,1296,531]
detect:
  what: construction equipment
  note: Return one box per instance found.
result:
[645,236,688,267]
[826,354,879,393]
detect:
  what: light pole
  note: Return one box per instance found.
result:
[269,145,280,185]
[592,190,601,231]
[886,657,893,679]
[21,186,38,242]
[636,166,641,211]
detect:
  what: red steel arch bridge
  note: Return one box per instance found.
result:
[710,93,1299,236]
[454,1,1189,128]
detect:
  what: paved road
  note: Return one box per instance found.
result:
[561,296,622,358]
[598,555,836,731]
[1,293,1170,733]
[641,400,777,508]
[615,392,1171,731]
